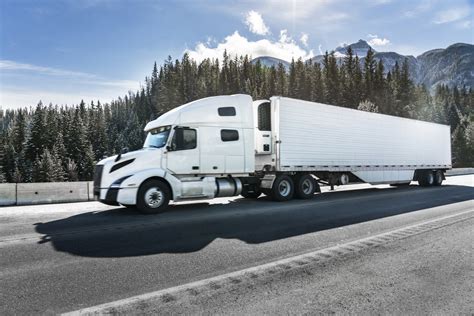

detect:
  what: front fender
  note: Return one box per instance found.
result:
[115,168,181,205]
[120,168,168,189]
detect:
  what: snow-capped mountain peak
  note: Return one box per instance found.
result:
[335,39,375,57]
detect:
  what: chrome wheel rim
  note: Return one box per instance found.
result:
[302,178,314,195]
[144,187,164,208]
[278,179,291,197]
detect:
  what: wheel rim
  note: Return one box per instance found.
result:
[144,187,164,208]
[301,178,313,195]
[278,180,291,197]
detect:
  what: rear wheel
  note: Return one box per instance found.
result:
[418,171,434,187]
[137,179,171,214]
[294,174,317,199]
[433,170,444,186]
[270,175,294,201]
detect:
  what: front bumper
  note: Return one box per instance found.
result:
[96,187,138,206]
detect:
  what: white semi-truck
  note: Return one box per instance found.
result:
[93,94,452,213]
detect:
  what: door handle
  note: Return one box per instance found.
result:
[213,166,218,170]
[192,166,199,170]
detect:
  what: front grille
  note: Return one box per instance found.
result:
[93,165,104,195]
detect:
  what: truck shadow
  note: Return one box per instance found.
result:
[34,184,474,258]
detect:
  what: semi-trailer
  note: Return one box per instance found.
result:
[93,94,452,213]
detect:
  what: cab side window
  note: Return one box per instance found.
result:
[170,128,197,150]
[221,129,239,142]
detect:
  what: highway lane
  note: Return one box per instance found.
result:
[0,175,472,314]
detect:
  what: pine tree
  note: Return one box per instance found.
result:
[363,48,376,102]
[24,102,46,162]
[358,100,379,113]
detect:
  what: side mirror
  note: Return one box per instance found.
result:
[121,147,129,154]
[166,145,172,152]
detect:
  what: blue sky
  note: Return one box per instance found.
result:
[1,0,473,109]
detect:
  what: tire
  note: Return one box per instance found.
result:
[294,174,317,199]
[433,170,444,186]
[270,175,294,201]
[136,179,171,214]
[418,171,434,187]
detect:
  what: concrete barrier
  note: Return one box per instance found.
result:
[0,183,16,206]
[445,168,474,176]
[0,167,472,207]
[88,181,94,201]
[16,182,89,205]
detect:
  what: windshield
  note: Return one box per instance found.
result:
[143,125,171,148]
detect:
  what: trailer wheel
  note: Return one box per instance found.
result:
[433,170,444,186]
[294,174,317,199]
[271,175,294,201]
[137,179,170,214]
[418,171,434,187]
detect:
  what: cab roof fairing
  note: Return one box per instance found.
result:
[144,94,254,132]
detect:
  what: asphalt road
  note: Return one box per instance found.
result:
[0,175,473,315]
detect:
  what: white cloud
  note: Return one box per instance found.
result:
[367,34,390,46]
[0,59,138,90]
[0,60,95,79]
[433,7,470,24]
[403,0,432,18]
[244,10,270,35]
[370,0,392,5]
[456,19,471,29]
[185,31,314,63]
[318,44,324,55]
[0,86,128,109]
[300,33,309,47]
[0,60,139,109]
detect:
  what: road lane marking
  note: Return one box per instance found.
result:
[63,208,474,316]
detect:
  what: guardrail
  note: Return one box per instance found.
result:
[0,168,472,207]
[0,181,94,206]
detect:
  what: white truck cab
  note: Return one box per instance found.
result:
[93,94,451,214]
[94,94,264,213]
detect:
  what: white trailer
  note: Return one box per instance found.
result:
[93,94,451,213]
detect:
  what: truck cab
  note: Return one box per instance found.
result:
[93,94,262,213]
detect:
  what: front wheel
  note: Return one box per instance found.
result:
[270,175,294,201]
[137,179,171,214]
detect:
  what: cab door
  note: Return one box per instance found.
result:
[165,127,200,174]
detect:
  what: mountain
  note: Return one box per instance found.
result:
[417,43,473,90]
[250,56,290,69]
[251,40,474,92]
[335,39,374,57]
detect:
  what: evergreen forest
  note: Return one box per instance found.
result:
[1,47,472,183]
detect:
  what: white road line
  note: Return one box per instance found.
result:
[63,208,474,316]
